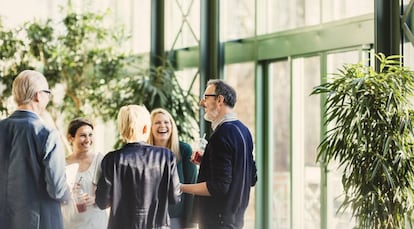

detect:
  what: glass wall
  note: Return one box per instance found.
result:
[257,0,320,34]
[175,68,201,139]
[264,49,364,229]
[404,42,414,68]
[321,0,373,22]
[221,0,255,41]
[224,62,256,228]
[291,56,321,229]
[325,50,361,229]
[270,60,291,229]
[3,0,411,228]
[403,0,414,69]
[256,0,373,35]
[404,13,414,71]
[117,0,151,53]
[303,56,321,229]
[104,0,151,53]
[165,0,200,50]
[224,62,256,134]
[0,0,58,27]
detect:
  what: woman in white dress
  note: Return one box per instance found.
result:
[63,118,108,229]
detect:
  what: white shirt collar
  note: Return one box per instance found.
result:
[211,112,238,130]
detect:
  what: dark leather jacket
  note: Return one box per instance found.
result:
[95,142,181,229]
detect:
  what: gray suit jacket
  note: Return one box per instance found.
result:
[0,110,68,229]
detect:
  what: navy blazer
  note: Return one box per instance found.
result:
[194,120,257,228]
[0,110,68,229]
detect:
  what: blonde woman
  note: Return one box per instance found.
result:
[148,108,198,229]
[95,105,181,229]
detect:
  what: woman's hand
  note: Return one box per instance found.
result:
[72,183,95,207]
[84,194,96,206]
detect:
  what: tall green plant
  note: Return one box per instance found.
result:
[311,54,414,228]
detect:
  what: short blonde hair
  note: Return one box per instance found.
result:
[12,70,48,105]
[118,104,151,143]
[148,108,180,160]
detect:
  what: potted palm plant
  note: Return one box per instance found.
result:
[311,53,414,228]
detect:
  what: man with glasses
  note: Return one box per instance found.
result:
[181,79,258,229]
[0,70,69,229]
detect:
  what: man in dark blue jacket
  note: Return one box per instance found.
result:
[181,79,258,229]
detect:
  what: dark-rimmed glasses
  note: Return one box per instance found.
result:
[203,94,217,100]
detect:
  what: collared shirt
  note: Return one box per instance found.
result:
[211,112,238,131]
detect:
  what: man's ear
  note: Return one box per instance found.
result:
[217,94,224,104]
[142,125,147,134]
[33,91,41,102]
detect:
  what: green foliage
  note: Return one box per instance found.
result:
[0,4,198,143]
[311,53,414,228]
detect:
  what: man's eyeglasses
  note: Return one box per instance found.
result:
[40,90,52,97]
[203,94,217,100]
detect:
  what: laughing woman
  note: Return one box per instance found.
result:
[148,108,198,229]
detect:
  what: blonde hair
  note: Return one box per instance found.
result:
[117,104,151,143]
[12,70,48,105]
[147,108,180,160]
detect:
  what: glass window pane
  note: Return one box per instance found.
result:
[257,0,321,34]
[258,0,374,34]
[403,0,414,68]
[175,68,201,138]
[326,51,360,228]
[165,0,200,49]
[403,42,414,69]
[129,0,151,53]
[0,0,61,27]
[221,0,255,41]
[270,61,291,229]
[224,62,256,229]
[303,56,321,229]
[292,56,321,229]
[111,0,151,53]
[322,0,373,22]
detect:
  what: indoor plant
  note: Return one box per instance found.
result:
[0,3,198,143]
[311,53,414,228]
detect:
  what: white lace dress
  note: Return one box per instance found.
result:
[63,153,108,229]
